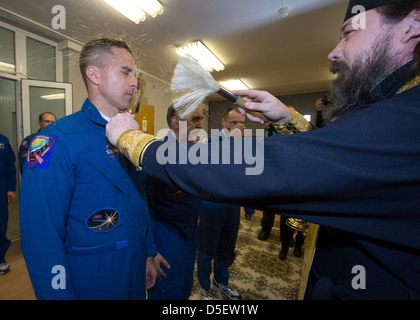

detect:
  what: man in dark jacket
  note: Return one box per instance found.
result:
[0,134,16,275]
[107,0,420,299]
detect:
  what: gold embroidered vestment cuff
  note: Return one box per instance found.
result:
[116,129,157,169]
[272,107,312,134]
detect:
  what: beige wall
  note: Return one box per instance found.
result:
[60,41,188,135]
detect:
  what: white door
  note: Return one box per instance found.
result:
[21,79,72,138]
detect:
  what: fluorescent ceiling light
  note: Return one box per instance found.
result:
[0,61,16,73]
[104,0,146,23]
[304,115,311,122]
[104,0,163,23]
[219,79,249,90]
[41,93,65,100]
[133,0,163,18]
[176,41,224,72]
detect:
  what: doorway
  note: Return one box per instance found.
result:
[0,76,72,241]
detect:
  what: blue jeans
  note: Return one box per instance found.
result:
[197,201,240,289]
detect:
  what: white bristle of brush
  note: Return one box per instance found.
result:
[171,54,220,119]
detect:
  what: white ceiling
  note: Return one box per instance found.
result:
[0,0,349,100]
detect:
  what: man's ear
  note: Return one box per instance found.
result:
[86,66,100,85]
[401,8,420,43]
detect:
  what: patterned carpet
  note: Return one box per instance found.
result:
[189,212,304,300]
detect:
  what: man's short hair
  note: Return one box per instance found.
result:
[223,106,240,120]
[39,112,56,121]
[79,37,134,87]
[166,105,178,129]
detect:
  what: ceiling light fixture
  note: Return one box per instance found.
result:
[0,61,15,73]
[176,41,225,72]
[41,93,65,100]
[278,0,290,19]
[133,0,163,18]
[104,0,163,24]
[219,79,249,91]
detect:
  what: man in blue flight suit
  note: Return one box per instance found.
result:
[107,0,420,299]
[197,106,253,300]
[20,37,157,299]
[18,112,56,174]
[147,105,204,300]
[0,134,16,275]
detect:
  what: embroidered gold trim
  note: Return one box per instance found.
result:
[116,129,156,169]
[396,75,420,95]
[272,107,312,135]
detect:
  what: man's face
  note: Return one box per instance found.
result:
[328,10,390,69]
[222,110,245,132]
[184,107,204,134]
[39,114,56,129]
[97,47,138,113]
[325,10,400,121]
[172,107,204,142]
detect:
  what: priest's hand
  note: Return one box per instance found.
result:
[232,90,292,124]
[106,112,141,146]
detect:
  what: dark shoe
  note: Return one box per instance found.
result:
[258,229,271,241]
[279,248,288,260]
[293,247,303,258]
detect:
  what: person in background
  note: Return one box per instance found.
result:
[258,124,305,260]
[146,105,203,300]
[315,98,326,128]
[197,106,254,300]
[0,134,16,275]
[107,0,420,299]
[18,112,56,174]
[20,37,156,299]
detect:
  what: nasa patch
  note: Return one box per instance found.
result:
[27,135,56,169]
[86,208,120,232]
[105,142,120,161]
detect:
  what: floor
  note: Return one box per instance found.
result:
[1,211,302,300]
[0,240,36,300]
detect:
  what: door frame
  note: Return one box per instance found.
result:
[21,79,72,138]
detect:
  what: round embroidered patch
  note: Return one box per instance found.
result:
[27,135,56,169]
[86,209,120,232]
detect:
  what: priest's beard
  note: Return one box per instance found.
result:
[325,36,399,122]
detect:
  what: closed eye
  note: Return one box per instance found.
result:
[121,66,134,76]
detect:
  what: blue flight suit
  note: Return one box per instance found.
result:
[0,134,16,264]
[20,99,156,300]
[140,66,420,299]
[146,176,201,300]
[197,201,240,290]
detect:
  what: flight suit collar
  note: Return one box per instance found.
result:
[81,98,108,127]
